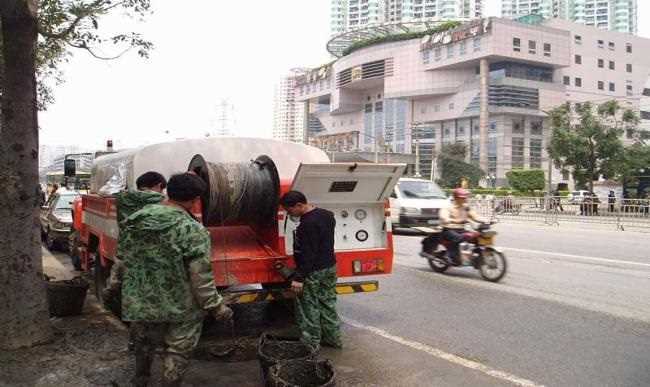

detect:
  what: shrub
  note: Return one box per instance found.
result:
[505,169,546,193]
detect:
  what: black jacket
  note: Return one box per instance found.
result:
[293,208,336,281]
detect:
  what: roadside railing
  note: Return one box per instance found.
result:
[467,196,650,231]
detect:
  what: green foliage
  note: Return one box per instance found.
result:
[505,169,545,192]
[547,100,636,191]
[3,0,154,109]
[341,21,462,57]
[436,143,484,188]
[622,142,650,177]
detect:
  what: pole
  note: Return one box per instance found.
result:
[415,139,421,177]
[374,136,379,163]
[430,153,436,181]
[479,58,489,174]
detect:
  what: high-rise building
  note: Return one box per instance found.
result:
[272,72,307,143]
[330,0,484,36]
[502,0,637,34]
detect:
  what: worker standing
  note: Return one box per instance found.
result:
[120,173,233,387]
[102,171,168,313]
[280,190,342,351]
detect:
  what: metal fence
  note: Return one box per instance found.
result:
[468,196,650,232]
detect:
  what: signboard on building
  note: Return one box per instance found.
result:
[295,63,333,86]
[420,18,491,51]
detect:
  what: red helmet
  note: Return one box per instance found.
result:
[452,188,469,199]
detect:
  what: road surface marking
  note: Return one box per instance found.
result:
[342,317,544,387]
[503,247,650,268]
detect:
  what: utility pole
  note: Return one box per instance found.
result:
[374,136,379,163]
[414,139,421,177]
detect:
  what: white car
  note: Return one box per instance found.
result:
[389,178,450,229]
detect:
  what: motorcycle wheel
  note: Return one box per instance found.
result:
[428,257,449,273]
[479,247,507,282]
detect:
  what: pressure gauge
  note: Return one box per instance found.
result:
[355,230,369,242]
[341,210,349,218]
[354,209,367,221]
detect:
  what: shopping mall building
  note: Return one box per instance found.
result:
[294,16,650,186]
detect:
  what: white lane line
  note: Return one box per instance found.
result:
[503,247,650,268]
[342,317,544,387]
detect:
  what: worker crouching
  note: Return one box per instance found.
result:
[280,190,342,351]
[119,173,233,386]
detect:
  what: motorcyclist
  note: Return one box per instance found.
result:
[439,188,487,265]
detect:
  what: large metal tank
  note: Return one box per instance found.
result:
[90,137,329,194]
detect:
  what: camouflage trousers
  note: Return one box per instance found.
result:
[130,318,203,387]
[294,266,342,350]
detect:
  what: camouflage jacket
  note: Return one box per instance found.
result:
[119,204,222,322]
[115,190,165,226]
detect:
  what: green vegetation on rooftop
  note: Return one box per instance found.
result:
[341,20,462,57]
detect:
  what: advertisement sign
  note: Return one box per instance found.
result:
[421,18,491,51]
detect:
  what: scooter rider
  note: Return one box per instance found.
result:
[439,188,487,265]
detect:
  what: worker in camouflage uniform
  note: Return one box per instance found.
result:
[120,173,233,387]
[280,190,342,351]
[102,171,167,314]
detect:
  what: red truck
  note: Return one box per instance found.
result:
[72,137,404,306]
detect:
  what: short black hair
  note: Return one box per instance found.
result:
[280,190,307,208]
[136,171,167,190]
[166,173,206,202]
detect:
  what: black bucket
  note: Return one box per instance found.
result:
[268,359,336,387]
[258,333,316,385]
[47,277,89,317]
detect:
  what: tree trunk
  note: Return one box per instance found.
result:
[0,0,52,349]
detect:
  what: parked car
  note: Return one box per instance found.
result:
[40,190,79,251]
[568,190,590,204]
[389,178,450,230]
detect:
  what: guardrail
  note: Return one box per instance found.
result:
[467,196,650,231]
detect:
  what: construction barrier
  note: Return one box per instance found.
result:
[467,196,650,232]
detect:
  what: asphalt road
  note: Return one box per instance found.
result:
[337,222,650,387]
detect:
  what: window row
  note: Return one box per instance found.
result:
[574,35,632,53]
[513,37,551,57]
[575,56,633,72]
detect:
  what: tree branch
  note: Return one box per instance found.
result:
[67,41,131,60]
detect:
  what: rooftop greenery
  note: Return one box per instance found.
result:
[341,20,462,57]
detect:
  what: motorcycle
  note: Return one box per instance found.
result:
[418,222,507,282]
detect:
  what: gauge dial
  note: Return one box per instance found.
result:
[341,210,349,218]
[354,209,367,221]
[355,230,369,242]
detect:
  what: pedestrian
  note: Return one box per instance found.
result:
[102,171,168,315]
[280,190,342,351]
[120,173,233,387]
[608,190,616,213]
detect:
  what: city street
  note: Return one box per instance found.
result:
[337,222,650,386]
[41,222,650,386]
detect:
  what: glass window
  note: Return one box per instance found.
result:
[609,61,615,70]
[375,101,383,112]
[513,37,521,52]
[598,39,604,48]
[643,88,650,97]
[575,35,582,44]
[626,43,632,53]
[626,84,633,96]
[626,63,632,73]
[473,37,481,52]
[608,41,615,50]
[447,45,454,58]
[530,139,543,169]
[598,58,604,68]
[364,103,373,113]
[512,137,525,169]
[434,47,442,61]
[563,76,570,85]
[531,120,543,135]
[575,55,582,64]
[422,49,430,64]
[512,119,524,134]
[641,111,650,120]
[575,77,582,87]
[544,43,551,57]
[528,40,536,54]
[609,82,615,92]
[598,81,604,90]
